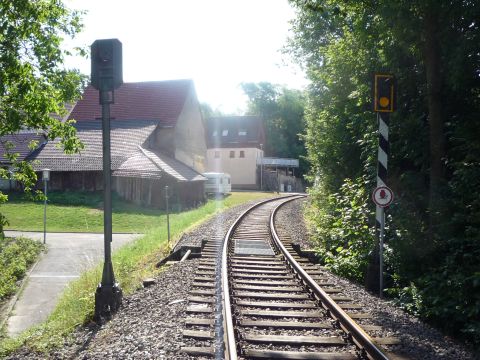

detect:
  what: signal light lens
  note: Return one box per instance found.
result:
[379,96,390,108]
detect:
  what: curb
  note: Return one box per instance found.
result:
[0,248,47,334]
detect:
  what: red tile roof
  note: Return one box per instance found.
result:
[69,80,194,127]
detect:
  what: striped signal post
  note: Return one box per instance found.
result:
[372,73,396,297]
[376,111,389,221]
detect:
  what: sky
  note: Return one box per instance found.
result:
[63,0,308,114]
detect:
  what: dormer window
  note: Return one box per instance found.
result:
[238,129,247,136]
[222,130,228,136]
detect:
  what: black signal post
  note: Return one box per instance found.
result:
[91,38,123,320]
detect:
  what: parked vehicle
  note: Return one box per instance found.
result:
[203,172,231,195]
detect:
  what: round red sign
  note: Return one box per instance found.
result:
[372,186,394,207]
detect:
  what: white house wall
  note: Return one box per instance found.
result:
[206,147,263,189]
[174,87,207,173]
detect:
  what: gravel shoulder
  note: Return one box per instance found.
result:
[6,197,478,359]
[275,198,478,360]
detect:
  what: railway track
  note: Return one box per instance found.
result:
[181,196,400,359]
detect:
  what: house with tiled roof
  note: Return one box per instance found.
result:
[28,79,207,208]
[205,116,265,189]
[206,115,303,192]
[0,103,76,190]
[0,132,47,190]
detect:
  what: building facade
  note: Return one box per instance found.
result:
[205,116,265,190]
[26,80,207,209]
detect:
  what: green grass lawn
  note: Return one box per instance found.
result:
[1,191,278,233]
[0,190,278,356]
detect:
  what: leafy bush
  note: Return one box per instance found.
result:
[46,191,104,207]
[308,177,375,283]
[0,237,43,300]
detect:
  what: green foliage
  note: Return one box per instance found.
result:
[0,0,86,236]
[0,213,9,240]
[200,102,225,118]
[308,177,374,282]
[0,237,43,300]
[417,252,480,344]
[241,82,309,176]
[288,0,480,346]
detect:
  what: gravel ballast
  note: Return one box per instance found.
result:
[6,196,478,359]
[275,198,478,360]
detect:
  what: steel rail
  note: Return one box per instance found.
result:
[179,249,191,262]
[221,194,299,360]
[270,199,391,360]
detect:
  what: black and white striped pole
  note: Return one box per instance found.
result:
[372,73,396,297]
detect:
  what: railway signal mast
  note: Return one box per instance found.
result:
[372,73,396,297]
[91,39,123,319]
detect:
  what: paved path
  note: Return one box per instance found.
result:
[3,231,141,337]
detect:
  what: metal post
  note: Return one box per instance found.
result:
[367,73,395,294]
[376,112,389,296]
[94,90,122,320]
[101,91,113,284]
[379,207,385,298]
[42,169,50,244]
[43,178,47,244]
[260,144,263,191]
[165,185,170,244]
[91,38,123,321]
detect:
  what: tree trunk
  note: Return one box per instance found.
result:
[424,6,446,240]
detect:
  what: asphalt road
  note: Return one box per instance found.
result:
[3,231,141,337]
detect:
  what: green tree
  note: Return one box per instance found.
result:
[287,0,480,345]
[199,102,224,119]
[0,0,86,237]
[241,82,308,176]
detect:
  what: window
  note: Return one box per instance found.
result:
[222,129,228,136]
[239,150,245,158]
[238,129,247,136]
[214,151,220,158]
[230,150,235,158]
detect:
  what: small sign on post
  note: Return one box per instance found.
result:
[372,186,394,208]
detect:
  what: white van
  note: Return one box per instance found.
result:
[203,172,232,195]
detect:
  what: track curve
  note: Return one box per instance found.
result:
[182,195,397,359]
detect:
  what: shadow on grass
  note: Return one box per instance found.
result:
[5,191,174,217]
[206,193,232,200]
